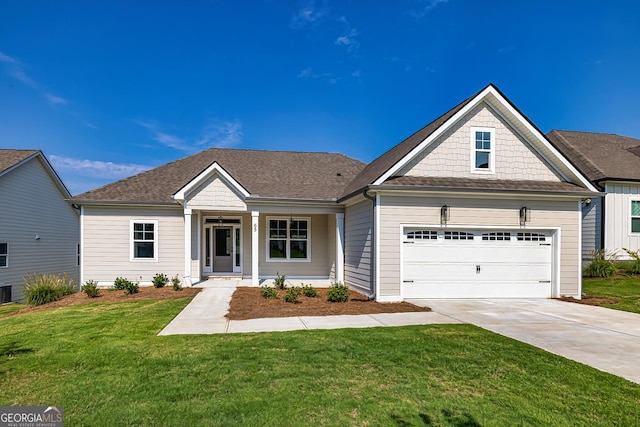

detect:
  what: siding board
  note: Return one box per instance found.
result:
[344,200,374,294]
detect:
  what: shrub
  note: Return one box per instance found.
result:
[283,286,302,303]
[583,250,617,278]
[273,272,287,289]
[81,280,100,298]
[171,275,182,291]
[152,273,169,288]
[24,272,76,306]
[261,286,278,300]
[113,277,130,290]
[301,283,317,298]
[124,280,139,295]
[326,281,349,303]
[622,248,640,274]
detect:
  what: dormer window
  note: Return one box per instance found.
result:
[470,127,495,173]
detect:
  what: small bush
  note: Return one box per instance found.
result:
[113,277,130,290]
[152,273,169,288]
[301,283,317,298]
[81,280,100,298]
[584,250,617,278]
[273,272,287,289]
[124,281,139,295]
[327,281,349,303]
[261,286,278,299]
[172,275,182,291]
[622,248,640,274]
[24,272,76,306]
[283,286,302,303]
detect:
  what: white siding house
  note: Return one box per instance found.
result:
[0,150,79,302]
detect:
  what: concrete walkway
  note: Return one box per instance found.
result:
[409,299,640,384]
[158,279,460,336]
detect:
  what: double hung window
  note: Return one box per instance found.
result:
[268,218,310,261]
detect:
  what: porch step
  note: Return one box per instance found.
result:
[206,275,243,280]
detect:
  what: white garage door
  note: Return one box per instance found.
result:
[402,229,553,298]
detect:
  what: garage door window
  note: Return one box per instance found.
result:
[482,232,511,241]
[517,232,546,242]
[406,230,437,240]
[444,231,474,240]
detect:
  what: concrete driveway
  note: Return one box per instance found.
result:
[409,299,640,384]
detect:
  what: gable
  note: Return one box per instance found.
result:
[184,173,247,210]
[396,102,563,182]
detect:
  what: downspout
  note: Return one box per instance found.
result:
[363,188,376,300]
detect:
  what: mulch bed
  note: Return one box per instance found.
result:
[226,287,431,320]
[2,286,202,317]
[558,295,621,306]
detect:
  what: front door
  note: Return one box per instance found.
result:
[213,227,233,272]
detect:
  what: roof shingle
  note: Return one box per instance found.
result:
[546,130,640,184]
[71,148,366,203]
[0,149,39,175]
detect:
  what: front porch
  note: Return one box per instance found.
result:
[182,209,345,287]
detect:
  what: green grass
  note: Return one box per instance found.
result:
[1,299,640,426]
[0,303,26,316]
[583,277,640,313]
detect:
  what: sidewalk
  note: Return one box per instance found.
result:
[158,280,460,336]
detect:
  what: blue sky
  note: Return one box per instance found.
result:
[2,1,640,195]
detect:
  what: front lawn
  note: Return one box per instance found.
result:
[1,299,639,426]
[582,277,640,314]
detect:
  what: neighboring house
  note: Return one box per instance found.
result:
[547,130,640,261]
[0,150,80,302]
[71,84,599,301]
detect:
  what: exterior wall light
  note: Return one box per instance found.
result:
[441,205,450,225]
[520,207,531,224]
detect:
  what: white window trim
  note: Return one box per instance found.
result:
[0,242,7,268]
[266,216,311,262]
[130,220,158,262]
[630,198,640,234]
[470,127,495,174]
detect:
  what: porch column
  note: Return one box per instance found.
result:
[336,212,345,282]
[251,210,259,286]
[184,208,192,286]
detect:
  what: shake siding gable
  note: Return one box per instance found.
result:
[83,206,184,285]
[397,102,563,182]
[0,157,79,301]
[344,200,374,295]
[377,195,580,298]
[186,174,247,210]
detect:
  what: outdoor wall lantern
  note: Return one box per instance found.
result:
[519,206,531,224]
[440,205,450,225]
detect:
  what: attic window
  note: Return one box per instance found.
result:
[470,127,495,173]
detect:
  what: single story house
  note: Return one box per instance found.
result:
[71,84,599,300]
[0,150,80,302]
[547,130,640,261]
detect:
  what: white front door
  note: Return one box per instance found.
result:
[402,229,553,298]
[203,224,242,275]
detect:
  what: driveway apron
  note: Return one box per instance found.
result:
[410,299,640,384]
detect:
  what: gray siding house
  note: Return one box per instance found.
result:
[71,84,598,301]
[0,150,80,302]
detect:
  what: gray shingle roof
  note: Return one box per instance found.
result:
[546,130,640,185]
[382,176,590,194]
[0,149,39,175]
[71,148,366,204]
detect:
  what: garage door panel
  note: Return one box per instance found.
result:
[402,229,553,298]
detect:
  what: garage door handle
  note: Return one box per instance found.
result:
[403,280,414,283]
[539,280,551,283]
[540,243,551,246]
[403,241,414,244]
